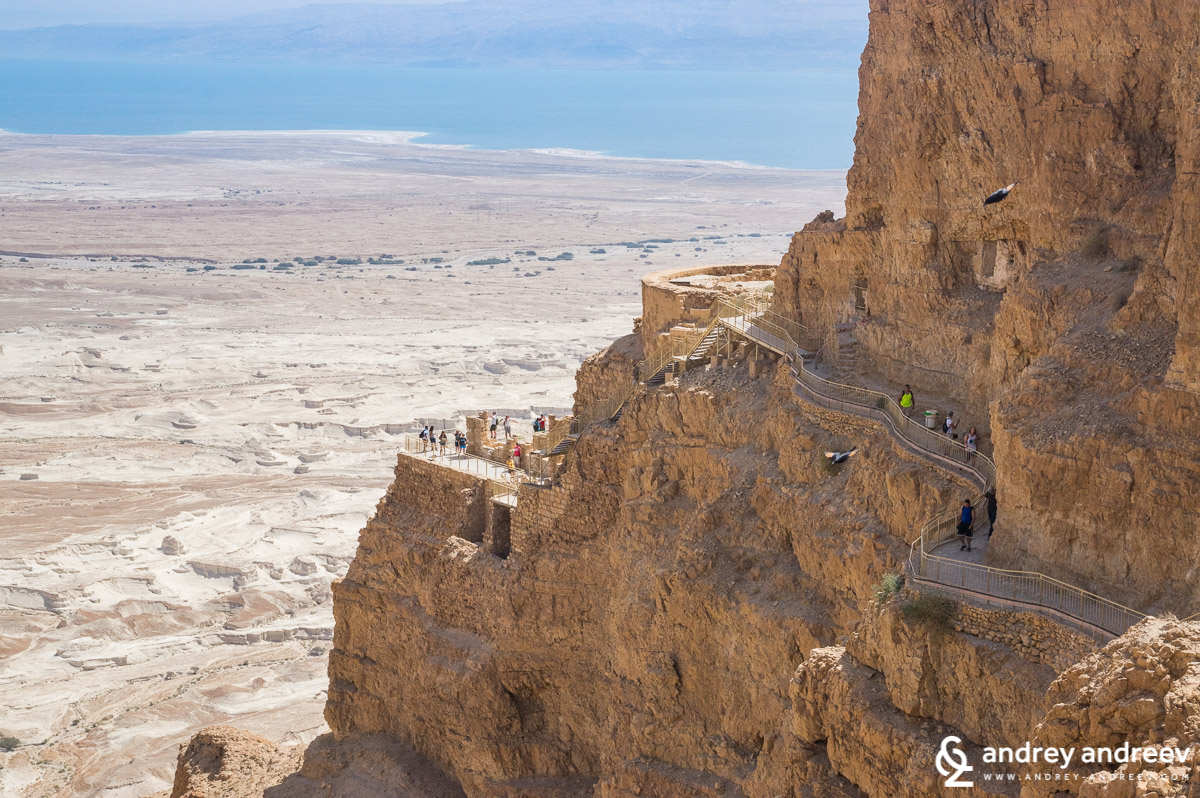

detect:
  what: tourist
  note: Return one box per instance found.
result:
[899,385,914,419]
[489,412,498,440]
[986,487,998,536]
[503,415,512,440]
[418,426,429,452]
[965,427,978,461]
[942,411,957,437]
[957,499,974,552]
[438,430,448,456]
[506,455,517,477]
[513,441,522,461]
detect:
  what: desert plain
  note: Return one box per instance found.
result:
[0,130,845,796]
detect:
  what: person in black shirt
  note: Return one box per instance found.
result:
[985,488,998,536]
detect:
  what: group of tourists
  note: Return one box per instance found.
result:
[485,411,513,440]
[418,426,467,457]
[533,414,549,432]
[939,411,980,460]
[898,385,998,548]
[957,487,998,552]
[898,386,981,462]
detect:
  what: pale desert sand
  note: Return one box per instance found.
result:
[0,131,846,797]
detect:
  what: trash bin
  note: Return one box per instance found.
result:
[924,410,937,429]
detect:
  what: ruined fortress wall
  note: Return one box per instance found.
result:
[640,265,774,352]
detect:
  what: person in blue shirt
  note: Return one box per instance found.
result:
[957,499,975,552]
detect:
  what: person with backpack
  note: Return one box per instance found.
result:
[418,426,429,452]
[957,499,974,552]
[489,413,499,440]
[942,411,957,437]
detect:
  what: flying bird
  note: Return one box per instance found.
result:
[824,448,859,464]
[983,182,1017,206]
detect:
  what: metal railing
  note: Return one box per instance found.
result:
[539,311,729,460]
[540,416,574,458]
[638,312,721,383]
[711,296,822,358]
[399,433,543,505]
[708,295,1146,639]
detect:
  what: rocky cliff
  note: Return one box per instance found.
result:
[774,0,1200,612]
[171,2,1200,796]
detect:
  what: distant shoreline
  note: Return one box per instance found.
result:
[0,60,859,170]
[0,128,851,173]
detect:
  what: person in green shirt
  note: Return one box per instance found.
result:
[899,385,915,418]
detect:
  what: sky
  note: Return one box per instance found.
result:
[0,0,461,28]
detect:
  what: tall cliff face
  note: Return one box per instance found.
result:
[323,363,973,796]
[775,0,1200,612]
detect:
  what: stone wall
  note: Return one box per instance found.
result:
[640,264,774,353]
[949,597,1097,673]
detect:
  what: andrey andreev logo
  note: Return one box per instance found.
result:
[936,736,975,788]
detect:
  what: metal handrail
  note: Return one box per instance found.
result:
[637,313,720,383]
[399,434,543,503]
[540,416,573,458]
[709,295,1146,638]
[541,312,727,461]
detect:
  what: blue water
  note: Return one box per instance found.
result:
[0,59,858,169]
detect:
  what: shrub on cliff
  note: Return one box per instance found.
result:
[901,594,955,629]
[1081,225,1111,258]
[0,735,19,751]
[873,573,905,604]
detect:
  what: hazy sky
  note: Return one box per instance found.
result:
[1,0,461,28]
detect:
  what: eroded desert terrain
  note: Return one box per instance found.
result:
[0,131,844,796]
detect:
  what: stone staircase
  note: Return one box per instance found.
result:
[831,324,861,384]
[643,324,723,386]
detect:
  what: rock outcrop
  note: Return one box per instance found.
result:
[170,727,302,798]
[773,0,1200,612]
